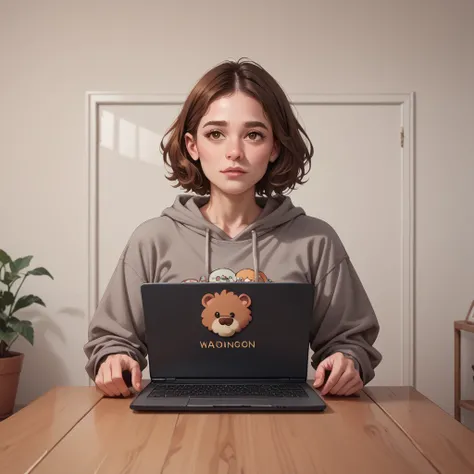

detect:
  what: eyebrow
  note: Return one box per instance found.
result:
[202,120,269,130]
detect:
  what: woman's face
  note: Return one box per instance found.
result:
[185,91,279,196]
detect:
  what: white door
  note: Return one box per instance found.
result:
[291,102,407,385]
[92,95,412,386]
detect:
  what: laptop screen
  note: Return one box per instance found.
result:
[141,282,314,380]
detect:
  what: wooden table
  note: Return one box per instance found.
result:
[1,385,473,474]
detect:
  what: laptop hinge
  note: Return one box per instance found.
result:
[275,378,305,382]
[153,377,304,383]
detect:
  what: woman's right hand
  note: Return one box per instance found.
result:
[95,354,142,397]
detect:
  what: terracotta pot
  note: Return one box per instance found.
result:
[0,352,24,420]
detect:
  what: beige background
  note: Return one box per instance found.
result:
[1,0,474,428]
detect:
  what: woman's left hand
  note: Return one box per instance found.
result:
[313,352,363,396]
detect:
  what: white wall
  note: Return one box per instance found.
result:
[1,0,474,426]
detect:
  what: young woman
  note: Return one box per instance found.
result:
[84,59,382,398]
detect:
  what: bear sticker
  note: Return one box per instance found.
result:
[235,268,268,282]
[201,289,252,337]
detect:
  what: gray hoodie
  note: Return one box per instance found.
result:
[84,194,382,384]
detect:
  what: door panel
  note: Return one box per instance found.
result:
[291,104,402,385]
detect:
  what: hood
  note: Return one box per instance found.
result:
[161,194,306,279]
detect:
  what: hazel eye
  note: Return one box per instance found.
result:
[248,131,263,141]
[207,130,223,140]
[215,312,220,318]
[230,312,235,318]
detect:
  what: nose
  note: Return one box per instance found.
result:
[226,140,243,161]
[226,150,241,161]
[219,317,233,326]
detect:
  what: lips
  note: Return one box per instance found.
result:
[221,168,246,174]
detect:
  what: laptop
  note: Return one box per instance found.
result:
[130,282,326,412]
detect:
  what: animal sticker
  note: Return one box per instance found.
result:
[235,268,268,282]
[182,276,207,283]
[182,267,270,283]
[201,289,252,337]
[208,268,237,283]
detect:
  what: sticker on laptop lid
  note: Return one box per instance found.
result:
[201,289,252,337]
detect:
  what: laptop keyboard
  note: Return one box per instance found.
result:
[149,383,308,398]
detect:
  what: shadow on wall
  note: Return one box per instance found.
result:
[13,306,85,405]
[100,109,164,167]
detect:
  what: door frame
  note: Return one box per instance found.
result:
[86,92,415,386]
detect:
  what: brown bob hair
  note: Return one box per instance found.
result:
[160,58,313,197]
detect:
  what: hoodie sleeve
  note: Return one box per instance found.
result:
[309,249,382,385]
[83,233,151,381]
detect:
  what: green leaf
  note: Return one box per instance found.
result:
[0,318,16,344]
[2,272,21,286]
[10,256,33,274]
[12,294,45,314]
[6,315,21,325]
[0,291,14,312]
[0,250,12,265]
[27,267,54,279]
[8,318,34,345]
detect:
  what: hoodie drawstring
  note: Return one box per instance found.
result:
[205,228,211,280]
[205,228,260,282]
[251,230,259,280]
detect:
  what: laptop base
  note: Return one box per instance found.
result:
[130,380,327,413]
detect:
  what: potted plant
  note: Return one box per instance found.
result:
[0,249,53,420]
